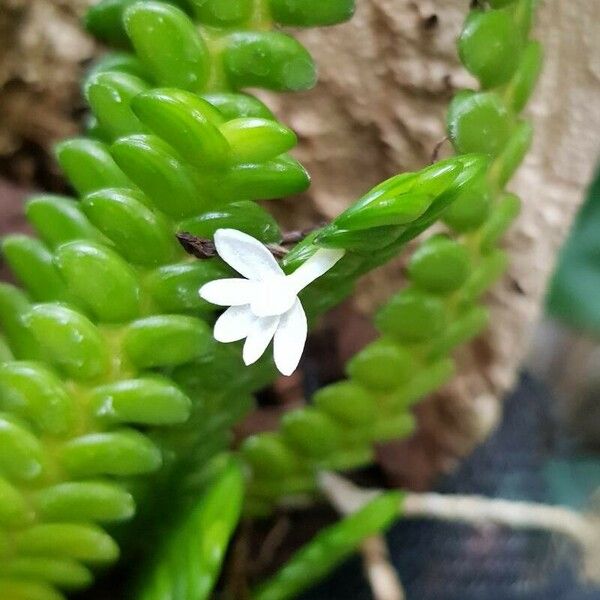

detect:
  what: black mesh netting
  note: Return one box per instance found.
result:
[300,374,600,600]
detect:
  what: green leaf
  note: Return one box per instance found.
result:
[254,491,402,600]
[124,2,210,91]
[62,430,162,478]
[85,71,150,139]
[26,195,106,249]
[270,0,355,27]
[34,482,135,523]
[459,9,522,88]
[447,91,513,156]
[90,377,192,426]
[220,118,297,163]
[82,188,180,266]
[188,0,252,25]
[138,459,244,600]
[111,134,213,217]
[202,92,275,120]
[132,89,229,168]
[2,236,69,303]
[224,32,316,91]
[54,241,141,323]
[123,315,213,368]
[55,139,133,197]
[23,304,109,381]
[177,200,281,243]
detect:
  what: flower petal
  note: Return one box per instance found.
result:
[213,305,255,343]
[199,278,256,306]
[250,279,297,317]
[287,248,345,294]
[273,299,307,376]
[214,228,284,281]
[243,315,280,366]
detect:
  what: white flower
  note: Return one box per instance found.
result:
[199,228,344,376]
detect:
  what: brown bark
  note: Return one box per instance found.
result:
[0,0,95,187]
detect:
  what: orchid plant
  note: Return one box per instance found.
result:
[0,0,541,598]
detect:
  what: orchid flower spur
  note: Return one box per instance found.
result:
[199,229,345,376]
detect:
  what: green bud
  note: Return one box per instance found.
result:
[347,340,416,391]
[54,241,140,323]
[224,32,316,91]
[504,41,543,113]
[123,315,213,368]
[479,193,521,252]
[408,235,470,294]
[224,155,310,200]
[23,304,109,381]
[375,288,446,343]
[0,415,43,481]
[0,558,92,590]
[459,9,522,88]
[111,134,212,217]
[62,430,162,477]
[281,408,341,458]
[124,2,210,91]
[314,382,376,426]
[0,477,32,526]
[428,307,489,359]
[189,0,251,25]
[90,377,191,425]
[400,154,489,245]
[0,362,75,435]
[178,200,281,243]
[321,160,465,250]
[270,0,355,26]
[219,118,296,163]
[488,121,532,188]
[26,195,105,249]
[131,89,229,168]
[0,579,66,600]
[34,481,135,523]
[241,433,302,479]
[202,93,275,121]
[447,91,512,156]
[82,188,180,266]
[85,71,150,139]
[17,523,119,564]
[321,173,430,231]
[0,284,42,360]
[1,236,68,303]
[55,139,132,197]
[146,261,230,313]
